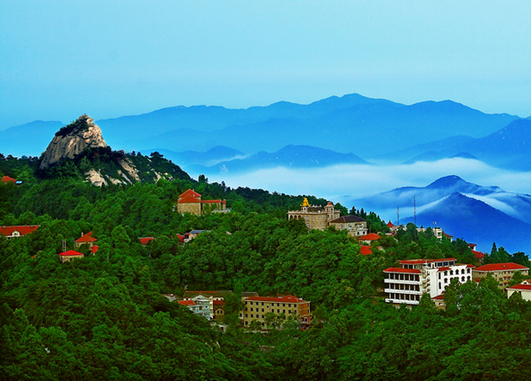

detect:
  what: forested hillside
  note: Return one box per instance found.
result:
[2,154,531,380]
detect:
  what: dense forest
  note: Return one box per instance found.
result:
[1,151,531,380]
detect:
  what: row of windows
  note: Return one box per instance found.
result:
[387,273,420,281]
[438,268,470,277]
[246,301,297,308]
[388,293,420,301]
[440,275,471,286]
[387,284,420,291]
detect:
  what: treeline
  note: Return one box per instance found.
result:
[1,155,531,379]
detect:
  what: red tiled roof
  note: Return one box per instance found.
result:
[213,300,225,305]
[179,189,202,198]
[91,245,99,254]
[244,295,308,303]
[387,221,395,228]
[201,200,222,204]
[474,262,529,272]
[359,233,380,241]
[178,300,196,306]
[76,232,97,243]
[472,250,485,259]
[383,267,421,274]
[467,264,475,268]
[0,225,40,237]
[59,250,84,257]
[438,266,451,272]
[178,195,202,203]
[139,237,154,245]
[360,246,372,255]
[507,282,531,291]
[400,258,456,265]
[443,232,454,238]
[2,176,16,183]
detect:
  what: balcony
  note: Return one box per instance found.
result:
[385,289,421,295]
[384,279,420,285]
[385,298,419,305]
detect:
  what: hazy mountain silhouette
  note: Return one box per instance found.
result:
[187,145,368,175]
[354,175,531,253]
[0,120,63,157]
[400,119,531,170]
[145,146,245,168]
[403,193,531,254]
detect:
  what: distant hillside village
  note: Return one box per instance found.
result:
[3,186,529,329]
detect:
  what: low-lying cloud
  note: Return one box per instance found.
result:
[201,158,531,212]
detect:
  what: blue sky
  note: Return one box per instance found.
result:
[2,0,531,129]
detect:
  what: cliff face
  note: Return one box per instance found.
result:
[39,115,107,169]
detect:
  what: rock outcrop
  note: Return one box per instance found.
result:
[39,115,107,169]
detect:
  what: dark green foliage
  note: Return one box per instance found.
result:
[1,154,531,379]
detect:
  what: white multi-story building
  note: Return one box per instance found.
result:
[383,258,474,306]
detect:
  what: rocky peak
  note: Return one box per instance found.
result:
[40,115,108,169]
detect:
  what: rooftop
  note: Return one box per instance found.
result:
[76,231,97,243]
[329,215,366,224]
[474,262,529,272]
[59,250,84,257]
[245,295,308,303]
[400,258,456,265]
[0,225,40,237]
[360,246,372,255]
[383,267,422,274]
[359,233,380,241]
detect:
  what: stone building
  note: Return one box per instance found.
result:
[328,215,368,237]
[287,198,340,230]
[176,189,226,216]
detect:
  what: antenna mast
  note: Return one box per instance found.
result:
[396,207,400,226]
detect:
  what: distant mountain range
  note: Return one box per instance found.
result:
[1,93,528,173]
[181,145,368,175]
[352,175,531,254]
[106,96,516,156]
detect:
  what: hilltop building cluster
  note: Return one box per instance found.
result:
[288,198,368,236]
[176,189,227,216]
[166,290,311,330]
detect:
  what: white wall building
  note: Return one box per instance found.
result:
[384,258,474,306]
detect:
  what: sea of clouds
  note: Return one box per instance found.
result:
[197,158,531,221]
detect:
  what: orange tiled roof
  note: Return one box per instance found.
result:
[1,176,16,183]
[0,225,39,237]
[139,237,154,245]
[201,200,222,204]
[400,258,456,265]
[178,195,202,203]
[59,250,84,257]
[91,245,99,254]
[472,250,485,259]
[383,267,422,274]
[359,233,380,241]
[508,280,531,291]
[76,232,97,243]
[178,300,196,306]
[360,246,372,255]
[179,189,202,198]
[474,262,529,272]
[244,295,308,303]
